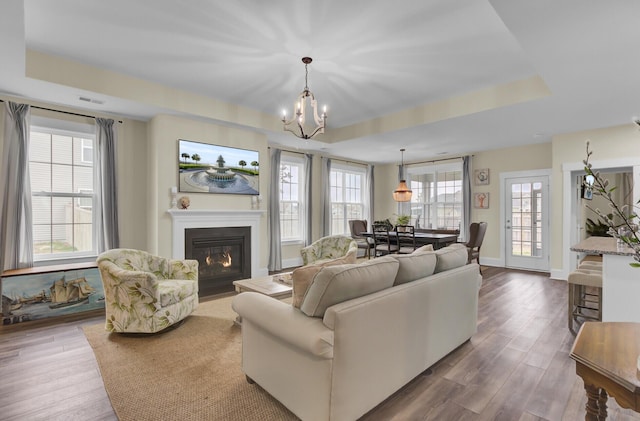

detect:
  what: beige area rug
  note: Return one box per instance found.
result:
[83,296,298,421]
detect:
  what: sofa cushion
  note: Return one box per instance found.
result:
[434,243,468,273]
[414,244,434,253]
[393,250,437,285]
[291,256,352,308]
[300,256,399,317]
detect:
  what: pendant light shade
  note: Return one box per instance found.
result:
[393,148,412,202]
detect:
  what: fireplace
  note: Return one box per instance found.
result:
[185,227,251,297]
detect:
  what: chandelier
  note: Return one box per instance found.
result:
[282,57,327,139]
[393,149,413,202]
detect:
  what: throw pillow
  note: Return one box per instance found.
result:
[434,243,468,273]
[300,256,399,318]
[291,255,353,308]
[393,251,437,285]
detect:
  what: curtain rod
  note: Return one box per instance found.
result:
[327,156,368,167]
[268,146,367,166]
[407,154,473,166]
[0,99,123,124]
[268,146,307,156]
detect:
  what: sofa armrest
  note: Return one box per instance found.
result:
[232,292,334,358]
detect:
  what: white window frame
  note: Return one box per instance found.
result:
[329,162,366,235]
[407,161,463,231]
[30,119,98,263]
[279,154,306,244]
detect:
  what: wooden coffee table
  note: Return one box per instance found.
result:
[233,274,292,299]
[570,322,640,420]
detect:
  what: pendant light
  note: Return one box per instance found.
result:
[393,148,412,202]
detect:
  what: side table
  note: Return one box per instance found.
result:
[570,322,640,420]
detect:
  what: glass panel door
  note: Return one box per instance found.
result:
[505,176,549,271]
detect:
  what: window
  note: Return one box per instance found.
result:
[29,125,96,260]
[279,155,305,242]
[408,162,463,231]
[330,163,366,235]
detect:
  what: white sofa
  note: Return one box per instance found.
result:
[232,244,481,421]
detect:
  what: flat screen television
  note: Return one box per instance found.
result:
[178,139,259,195]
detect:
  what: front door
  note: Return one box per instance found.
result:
[505,175,549,271]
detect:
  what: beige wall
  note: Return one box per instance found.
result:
[550,124,640,272]
[146,114,270,268]
[471,142,552,262]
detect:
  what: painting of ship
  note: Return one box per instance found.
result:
[2,267,104,325]
[48,276,95,309]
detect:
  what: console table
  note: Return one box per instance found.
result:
[570,322,640,420]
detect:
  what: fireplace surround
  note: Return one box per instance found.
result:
[167,209,267,288]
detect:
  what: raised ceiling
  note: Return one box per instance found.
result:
[1,0,639,163]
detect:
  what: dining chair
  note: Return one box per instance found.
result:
[348,219,374,259]
[464,222,488,268]
[372,223,399,256]
[395,225,416,254]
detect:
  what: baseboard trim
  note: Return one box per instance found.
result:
[282,257,303,270]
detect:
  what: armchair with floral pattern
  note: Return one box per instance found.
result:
[300,235,358,266]
[97,248,199,333]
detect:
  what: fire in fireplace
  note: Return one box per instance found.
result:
[185,226,251,297]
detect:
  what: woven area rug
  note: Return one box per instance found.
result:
[83,295,298,421]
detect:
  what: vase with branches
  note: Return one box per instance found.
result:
[583,141,640,267]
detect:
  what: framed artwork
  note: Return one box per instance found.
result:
[1,267,104,325]
[178,139,259,195]
[474,192,490,209]
[474,168,490,185]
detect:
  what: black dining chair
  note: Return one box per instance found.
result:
[395,225,416,254]
[372,223,399,256]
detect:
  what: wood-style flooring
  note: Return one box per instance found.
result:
[1,267,639,420]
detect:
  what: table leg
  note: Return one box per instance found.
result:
[584,384,605,420]
[597,388,608,420]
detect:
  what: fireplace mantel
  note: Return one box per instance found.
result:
[167,209,267,277]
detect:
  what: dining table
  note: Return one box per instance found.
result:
[362,231,459,250]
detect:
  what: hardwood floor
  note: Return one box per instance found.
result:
[1,267,639,420]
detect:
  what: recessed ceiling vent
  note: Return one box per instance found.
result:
[78,96,104,105]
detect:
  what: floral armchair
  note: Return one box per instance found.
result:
[300,235,358,265]
[97,248,199,333]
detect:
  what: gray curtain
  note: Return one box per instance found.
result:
[321,157,332,237]
[304,153,313,246]
[365,164,374,225]
[462,155,472,242]
[94,118,119,252]
[1,101,33,272]
[268,148,282,271]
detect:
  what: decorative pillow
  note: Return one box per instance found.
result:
[291,255,352,308]
[434,243,468,273]
[413,244,434,253]
[300,256,399,317]
[393,251,437,285]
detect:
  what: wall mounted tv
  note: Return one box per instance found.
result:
[178,139,259,195]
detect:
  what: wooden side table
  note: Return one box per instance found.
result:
[570,322,640,420]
